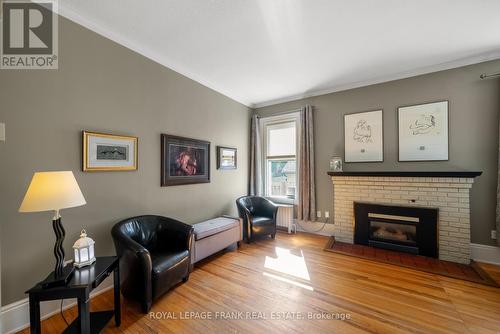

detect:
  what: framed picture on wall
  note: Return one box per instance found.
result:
[344,110,384,162]
[398,100,449,161]
[329,156,343,172]
[217,146,237,170]
[161,134,210,186]
[83,131,138,171]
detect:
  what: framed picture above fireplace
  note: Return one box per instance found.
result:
[161,134,210,186]
[398,100,449,161]
[344,109,384,163]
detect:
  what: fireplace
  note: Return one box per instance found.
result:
[354,202,438,258]
[329,171,481,263]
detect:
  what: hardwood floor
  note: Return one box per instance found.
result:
[19,232,500,334]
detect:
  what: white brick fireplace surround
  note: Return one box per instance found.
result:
[329,171,482,264]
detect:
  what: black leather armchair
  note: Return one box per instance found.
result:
[236,196,279,242]
[111,215,193,313]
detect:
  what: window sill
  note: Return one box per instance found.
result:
[266,197,295,206]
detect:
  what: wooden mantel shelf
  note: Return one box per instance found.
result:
[327,171,482,178]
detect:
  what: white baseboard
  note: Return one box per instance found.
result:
[294,220,336,237]
[470,243,500,265]
[1,274,114,334]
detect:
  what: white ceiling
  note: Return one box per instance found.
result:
[59,1,500,108]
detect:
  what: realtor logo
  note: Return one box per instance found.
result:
[1,0,58,69]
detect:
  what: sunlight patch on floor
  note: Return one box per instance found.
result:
[263,272,314,291]
[265,247,310,280]
[263,246,313,290]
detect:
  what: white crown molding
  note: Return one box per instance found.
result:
[470,243,500,265]
[253,51,500,108]
[57,4,253,108]
[0,276,113,334]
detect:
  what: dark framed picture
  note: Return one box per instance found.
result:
[161,134,210,186]
[398,100,449,161]
[82,131,138,172]
[217,146,237,170]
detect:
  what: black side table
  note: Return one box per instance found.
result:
[26,256,121,334]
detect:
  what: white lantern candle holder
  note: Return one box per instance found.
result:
[73,229,96,268]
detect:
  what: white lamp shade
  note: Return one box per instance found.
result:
[19,171,86,213]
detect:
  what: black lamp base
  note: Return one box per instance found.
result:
[40,216,74,289]
[41,264,75,289]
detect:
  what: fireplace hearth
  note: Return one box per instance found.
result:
[354,202,438,258]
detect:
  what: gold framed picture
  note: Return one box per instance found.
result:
[83,131,138,172]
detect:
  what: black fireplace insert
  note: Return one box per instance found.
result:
[354,202,438,258]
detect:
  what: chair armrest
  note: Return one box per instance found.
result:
[111,227,152,307]
[158,218,194,252]
[260,199,279,220]
[239,206,253,223]
[113,231,150,256]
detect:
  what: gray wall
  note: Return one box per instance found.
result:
[256,59,500,247]
[0,17,250,305]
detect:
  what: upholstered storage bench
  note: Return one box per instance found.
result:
[191,216,242,265]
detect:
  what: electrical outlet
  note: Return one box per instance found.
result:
[316,211,322,218]
[0,123,5,142]
[492,230,497,240]
[325,211,330,218]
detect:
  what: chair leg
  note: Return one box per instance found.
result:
[142,301,152,314]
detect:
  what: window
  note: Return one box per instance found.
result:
[262,113,300,202]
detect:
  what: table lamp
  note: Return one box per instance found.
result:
[19,171,86,288]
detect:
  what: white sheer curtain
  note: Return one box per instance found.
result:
[249,114,263,196]
[298,105,316,222]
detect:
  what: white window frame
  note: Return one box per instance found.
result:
[260,112,301,205]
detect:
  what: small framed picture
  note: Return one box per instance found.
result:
[217,146,237,170]
[398,100,449,161]
[329,156,343,172]
[161,134,210,186]
[83,131,138,171]
[344,110,384,162]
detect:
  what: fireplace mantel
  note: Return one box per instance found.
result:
[327,171,482,178]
